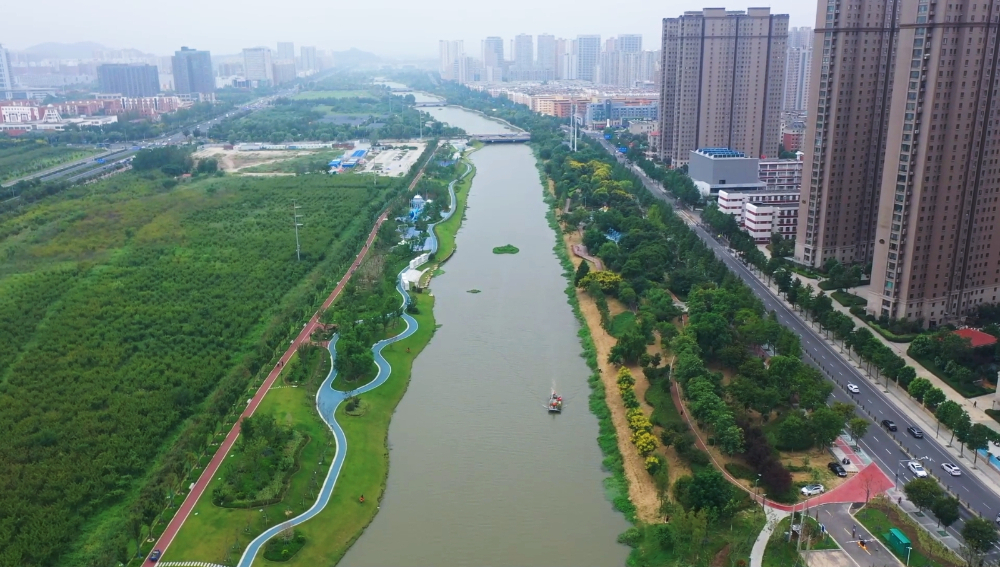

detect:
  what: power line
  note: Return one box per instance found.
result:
[292,200,303,261]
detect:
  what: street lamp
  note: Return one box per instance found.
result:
[754,474,762,514]
[906,546,913,567]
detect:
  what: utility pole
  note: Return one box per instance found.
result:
[292,200,303,261]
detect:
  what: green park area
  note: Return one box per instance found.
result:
[856,499,961,567]
[292,90,374,100]
[762,515,839,567]
[0,143,417,566]
[0,138,100,183]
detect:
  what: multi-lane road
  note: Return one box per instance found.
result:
[585,130,1000,555]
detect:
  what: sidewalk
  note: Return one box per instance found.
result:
[750,507,790,567]
[749,266,1000,497]
[883,486,964,555]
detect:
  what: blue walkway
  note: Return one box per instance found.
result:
[236,162,471,566]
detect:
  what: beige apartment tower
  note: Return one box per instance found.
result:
[793,0,899,269]
[657,7,789,166]
[868,0,1000,325]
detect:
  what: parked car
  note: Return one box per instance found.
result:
[907,426,925,439]
[941,463,962,476]
[881,419,897,431]
[801,484,826,496]
[828,462,848,477]
[847,383,860,394]
[908,461,928,478]
[149,549,162,562]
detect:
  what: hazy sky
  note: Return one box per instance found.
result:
[1,0,817,58]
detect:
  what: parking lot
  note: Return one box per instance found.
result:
[359,142,427,177]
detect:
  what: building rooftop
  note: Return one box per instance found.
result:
[954,328,998,349]
[696,148,747,159]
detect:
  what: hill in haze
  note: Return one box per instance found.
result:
[22,42,110,59]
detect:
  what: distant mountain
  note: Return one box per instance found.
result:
[22,42,110,59]
[333,48,381,68]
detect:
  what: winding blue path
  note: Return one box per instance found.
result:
[237,162,471,566]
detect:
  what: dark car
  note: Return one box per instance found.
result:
[881,419,897,431]
[828,462,848,477]
[907,426,925,439]
[149,549,162,562]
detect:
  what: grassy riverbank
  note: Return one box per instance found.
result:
[431,158,476,264]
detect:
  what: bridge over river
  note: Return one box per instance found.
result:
[469,133,531,143]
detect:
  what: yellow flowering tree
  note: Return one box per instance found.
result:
[632,430,658,456]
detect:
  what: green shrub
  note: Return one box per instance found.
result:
[617,526,642,547]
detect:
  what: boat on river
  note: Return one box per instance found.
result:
[547,391,563,413]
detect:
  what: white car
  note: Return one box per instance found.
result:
[847,383,860,394]
[941,463,962,476]
[801,484,825,496]
[908,461,929,478]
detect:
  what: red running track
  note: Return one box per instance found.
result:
[144,206,396,566]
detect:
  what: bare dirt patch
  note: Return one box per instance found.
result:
[193,147,322,173]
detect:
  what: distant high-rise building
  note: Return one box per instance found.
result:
[536,34,556,80]
[97,63,160,97]
[300,46,318,71]
[439,40,465,81]
[172,47,214,94]
[243,47,274,84]
[576,35,601,82]
[0,44,12,100]
[657,7,788,166]
[618,34,642,53]
[555,38,568,80]
[482,37,504,68]
[277,42,295,62]
[514,34,534,68]
[272,61,296,85]
[782,27,812,112]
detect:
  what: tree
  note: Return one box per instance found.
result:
[904,477,943,511]
[954,410,973,453]
[908,377,932,402]
[847,417,869,448]
[935,400,963,437]
[810,406,846,448]
[681,469,733,513]
[923,386,946,409]
[931,496,960,528]
[777,412,813,451]
[896,365,917,387]
[574,260,590,286]
[966,423,993,465]
[961,517,999,567]
[832,401,856,423]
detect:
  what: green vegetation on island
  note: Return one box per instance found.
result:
[492,244,519,254]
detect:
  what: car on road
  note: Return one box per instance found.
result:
[996,512,1000,525]
[907,426,925,439]
[801,484,825,496]
[908,461,929,477]
[149,549,162,562]
[847,383,860,394]
[881,419,897,431]
[828,462,848,477]
[941,462,962,476]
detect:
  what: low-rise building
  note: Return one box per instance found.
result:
[717,188,800,242]
[688,148,765,197]
[758,157,803,192]
[628,121,656,135]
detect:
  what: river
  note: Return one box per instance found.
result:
[339,104,630,566]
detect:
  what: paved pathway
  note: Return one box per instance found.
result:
[572,243,604,271]
[145,157,434,567]
[750,506,790,567]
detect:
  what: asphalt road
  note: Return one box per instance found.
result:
[584,131,1000,556]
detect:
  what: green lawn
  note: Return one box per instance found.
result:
[831,290,867,308]
[609,311,637,338]
[292,90,374,100]
[431,159,476,264]
[258,294,437,566]
[855,507,957,567]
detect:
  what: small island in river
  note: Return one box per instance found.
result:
[492,244,519,254]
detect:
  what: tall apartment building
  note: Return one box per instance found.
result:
[482,37,504,67]
[277,42,295,62]
[300,46,318,72]
[556,39,570,80]
[243,47,274,85]
[97,64,159,97]
[171,47,214,94]
[514,34,534,68]
[537,34,556,79]
[0,45,12,100]
[657,8,788,166]
[866,0,1000,324]
[783,27,813,112]
[439,40,465,81]
[618,34,643,53]
[576,35,601,82]
[793,0,898,269]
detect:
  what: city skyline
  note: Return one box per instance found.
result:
[0,0,817,59]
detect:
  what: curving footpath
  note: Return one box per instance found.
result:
[235,161,471,566]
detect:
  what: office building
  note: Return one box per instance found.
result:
[301,46,318,72]
[585,97,658,127]
[272,61,296,85]
[536,34,556,80]
[866,0,1000,324]
[617,34,642,53]
[482,37,504,68]
[514,34,533,68]
[793,0,897,269]
[0,44,12,100]
[439,40,466,81]
[172,47,214,94]
[97,64,159,97]
[243,47,274,85]
[782,27,813,112]
[657,7,788,166]
[576,35,601,82]
[687,148,767,197]
[277,42,295,62]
